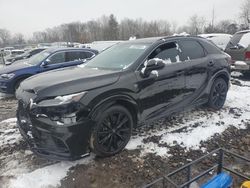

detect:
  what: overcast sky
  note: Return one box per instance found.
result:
[0,0,242,38]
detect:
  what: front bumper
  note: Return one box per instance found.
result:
[231,61,250,71]
[17,100,95,161]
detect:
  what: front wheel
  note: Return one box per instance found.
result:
[90,105,133,157]
[208,78,228,110]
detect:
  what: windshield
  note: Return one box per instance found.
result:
[28,50,51,65]
[84,43,150,70]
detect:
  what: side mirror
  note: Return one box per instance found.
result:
[141,59,165,77]
[41,59,50,67]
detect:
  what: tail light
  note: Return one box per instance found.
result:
[245,51,250,61]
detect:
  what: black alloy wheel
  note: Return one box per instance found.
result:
[90,105,133,157]
[208,78,228,110]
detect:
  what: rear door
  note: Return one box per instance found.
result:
[178,39,209,101]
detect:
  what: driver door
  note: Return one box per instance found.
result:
[136,41,188,121]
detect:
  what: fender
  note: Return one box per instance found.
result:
[12,74,34,92]
[89,93,140,125]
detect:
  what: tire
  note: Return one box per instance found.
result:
[90,105,133,157]
[208,78,228,110]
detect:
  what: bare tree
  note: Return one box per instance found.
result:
[188,15,206,35]
[240,0,250,28]
[12,33,25,45]
[0,29,11,47]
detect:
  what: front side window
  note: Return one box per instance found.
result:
[28,51,51,65]
[179,40,205,61]
[48,52,65,64]
[148,42,181,63]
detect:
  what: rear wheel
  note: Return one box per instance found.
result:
[208,78,228,110]
[90,105,133,157]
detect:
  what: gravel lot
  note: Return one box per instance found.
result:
[0,72,249,188]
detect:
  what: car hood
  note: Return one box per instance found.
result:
[0,61,32,74]
[20,66,121,98]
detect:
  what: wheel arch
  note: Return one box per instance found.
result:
[214,72,230,87]
[89,95,139,128]
[13,74,33,90]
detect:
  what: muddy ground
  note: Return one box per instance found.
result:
[0,73,249,188]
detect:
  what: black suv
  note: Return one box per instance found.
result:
[16,36,231,160]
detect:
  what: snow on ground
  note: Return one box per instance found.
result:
[126,83,250,156]
[8,157,93,188]
[0,118,21,148]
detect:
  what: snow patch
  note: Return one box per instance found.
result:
[9,157,93,188]
[126,84,250,156]
[0,118,21,148]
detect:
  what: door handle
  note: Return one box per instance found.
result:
[208,61,215,67]
[176,70,185,76]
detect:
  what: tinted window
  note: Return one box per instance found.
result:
[66,51,81,62]
[148,42,180,63]
[48,52,65,64]
[199,39,222,54]
[65,51,94,62]
[179,40,205,60]
[84,51,94,58]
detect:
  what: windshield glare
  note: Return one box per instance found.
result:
[84,43,149,70]
[28,51,51,65]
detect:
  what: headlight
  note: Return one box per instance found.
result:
[1,73,15,79]
[36,91,87,107]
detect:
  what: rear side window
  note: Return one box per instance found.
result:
[179,40,205,61]
[148,42,181,63]
[66,51,94,62]
[66,51,82,62]
[199,39,222,54]
[84,51,95,58]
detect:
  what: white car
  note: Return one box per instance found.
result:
[199,33,232,51]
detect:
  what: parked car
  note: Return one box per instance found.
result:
[5,48,46,65]
[199,33,232,51]
[225,30,250,72]
[16,36,231,160]
[3,49,25,64]
[0,48,98,95]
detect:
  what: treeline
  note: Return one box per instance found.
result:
[0,0,249,47]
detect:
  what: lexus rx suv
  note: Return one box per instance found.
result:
[16,36,231,160]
